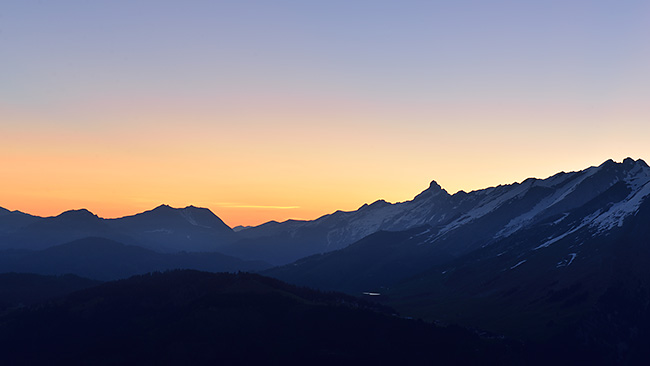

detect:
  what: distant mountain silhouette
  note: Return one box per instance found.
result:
[0,237,270,280]
[0,209,42,236]
[0,205,237,252]
[0,270,517,365]
[2,209,119,250]
[107,204,237,252]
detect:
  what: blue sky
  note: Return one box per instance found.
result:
[2,0,649,225]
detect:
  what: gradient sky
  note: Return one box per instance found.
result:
[2,0,649,226]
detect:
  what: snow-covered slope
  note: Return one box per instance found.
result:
[229,158,650,264]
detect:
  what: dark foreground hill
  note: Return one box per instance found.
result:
[0,273,101,311]
[0,270,518,365]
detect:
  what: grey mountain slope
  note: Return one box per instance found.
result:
[228,158,650,265]
[266,158,650,293]
[265,159,650,362]
[377,189,650,363]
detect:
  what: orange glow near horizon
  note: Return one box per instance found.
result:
[3,107,648,228]
[3,94,650,227]
[3,1,649,227]
[0,0,650,226]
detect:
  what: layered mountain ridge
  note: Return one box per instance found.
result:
[268,157,650,289]
[2,158,648,267]
[264,158,650,363]
[225,157,650,264]
[2,158,650,362]
[0,204,237,252]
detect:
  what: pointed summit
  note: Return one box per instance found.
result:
[428,180,442,191]
[152,204,174,211]
[413,180,449,201]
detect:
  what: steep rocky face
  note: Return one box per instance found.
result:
[265,159,650,363]
[228,158,650,264]
[266,159,650,290]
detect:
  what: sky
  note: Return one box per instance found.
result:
[1,0,649,226]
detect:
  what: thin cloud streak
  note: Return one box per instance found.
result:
[216,204,300,210]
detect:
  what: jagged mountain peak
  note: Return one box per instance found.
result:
[359,199,390,210]
[428,180,442,190]
[413,180,449,201]
[596,157,647,170]
[151,204,174,212]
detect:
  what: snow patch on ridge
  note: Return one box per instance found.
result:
[590,165,650,232]
[592,180,650,232]
[557,253,577,268]
[535,210,602,250]
[510,260,527,269]
[495,167,601,239]
[552,213,570,225]
[545,166,600,208]
[439,180,535,236]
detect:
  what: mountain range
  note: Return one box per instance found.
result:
[268,158,650,290]
[2,157,650,363]
[2,158,649,273]
[0,204,236,253]
[265,157,650,363]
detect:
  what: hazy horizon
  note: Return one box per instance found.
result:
[2,157,644,227]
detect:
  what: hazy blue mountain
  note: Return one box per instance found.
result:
[0,205,238,253]
[0,270,517,365]
[0,237,270,280]
[0,208,42,236]
[0,209,120,250]
[105,204,237,252]
[232,225,253,232]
